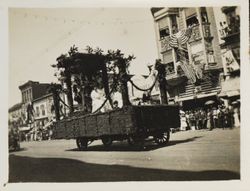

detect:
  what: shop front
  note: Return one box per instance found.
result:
[218,76,240,107]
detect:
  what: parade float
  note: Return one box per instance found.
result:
[51,46,180,150]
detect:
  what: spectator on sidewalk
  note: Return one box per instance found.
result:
[233,106,240,127]
[207,109,213,130]
[185,111,190,130]
[189,111,196,130]
[194,109,200,130]
[201,109,207,129]
[212,107,218,129]
[180,110,188,131]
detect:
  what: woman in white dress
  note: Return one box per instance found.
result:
[90,87,111,113]
[180,110,188,131]
[233,106,240,127]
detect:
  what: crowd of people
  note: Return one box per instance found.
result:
[22,126,53,142]
[179,104,240,131]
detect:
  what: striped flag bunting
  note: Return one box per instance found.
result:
[169,27,193,48]
[176,61,196,84]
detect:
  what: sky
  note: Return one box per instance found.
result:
[8,7,231,108]
[9,8,159,107]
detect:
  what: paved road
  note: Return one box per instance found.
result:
[9,128,240,182]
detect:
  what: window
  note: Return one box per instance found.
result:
[170,15,178,34]
[40,105,45,116]
[159,27,170,39]
[36,106,40,117]
[200,7,209,23]
[162,51,173,63]
[22,92,25,103]
[158,17,170,39]
[186,15,199,27]
[226,11,240,34]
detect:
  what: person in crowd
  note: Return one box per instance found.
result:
[228,105,235,128]
[216,106,221,128]
[224,108,231,129]
[180,110,188,131]
[233,105,240,127]
[112,88,123,108]
[201,109,207,129]
[198,109,204,129]
[194,109,200,130]
[48,126,53,140]
[210,108,215,130]
[219,22,226,37]
[113,100,119,110]
[142,92,151,105]
[206,109,211,130]
[185,111,190,130]
[218,105,225,128]
[189,111,196,130]
[223,21,230,35]
[25,133,29,142]
[212,107,218,129]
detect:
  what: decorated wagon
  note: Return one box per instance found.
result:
[51,46,180,150]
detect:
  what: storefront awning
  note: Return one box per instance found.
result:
[218,77,240,98]
[226,90,240,97]
[177,92,218,102]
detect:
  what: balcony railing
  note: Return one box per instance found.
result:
[189,25,202,43]
[160,36,171,52]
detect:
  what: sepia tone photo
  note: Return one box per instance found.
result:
[7,5,242,184]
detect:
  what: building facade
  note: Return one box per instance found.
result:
[18,80,51,124]
[151,7,226,109]
[217,6,240,106]
[8,103,23,125]
[32,93,55,128]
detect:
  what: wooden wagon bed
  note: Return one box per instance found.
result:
[53,105,180,140]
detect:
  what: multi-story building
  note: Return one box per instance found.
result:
[32,93,54,128]
[8,102,23,125]
[217,6,240,106]
[18,80,51,124]
[19,80,51,104]
[151,7,224,110]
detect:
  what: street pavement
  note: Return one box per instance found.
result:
[9,127,240,182]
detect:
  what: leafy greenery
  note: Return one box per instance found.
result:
[52,45,136,111]
[52,45,135,91]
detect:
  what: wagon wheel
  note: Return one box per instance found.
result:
[154,131,170,145]
[76,137,88,150]
[101,137,113,147]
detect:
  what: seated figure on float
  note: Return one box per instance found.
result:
[90,85,111,113]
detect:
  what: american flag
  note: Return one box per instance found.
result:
[177,61,196,84]
[169,27,193,48]
[176,49,197,84]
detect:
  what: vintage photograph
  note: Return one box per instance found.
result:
[7,6,241,183]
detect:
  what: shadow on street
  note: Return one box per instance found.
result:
[9,148,27,153]
[9,154,239,182]
[65,136,203,152]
